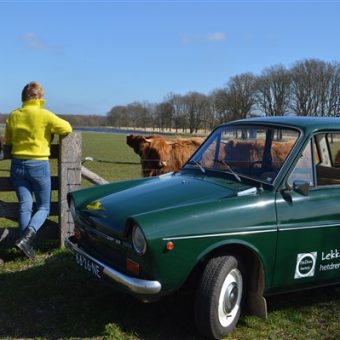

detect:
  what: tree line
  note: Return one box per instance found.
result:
[107,58,340,133]
[1,58,340,132]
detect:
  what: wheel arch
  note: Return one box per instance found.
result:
[187,241,268,319]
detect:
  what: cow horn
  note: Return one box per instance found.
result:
[144,138,153,143]
[166,141,176,145]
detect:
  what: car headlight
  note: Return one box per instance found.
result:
[132,225,147,255]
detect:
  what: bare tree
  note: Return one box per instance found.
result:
[126,102,153,129]
[225,73,257,119]
[167,93,188,132]
[290,59,331,116]
[255,65,292,116]
[184,92,210,133]
[319,61,340,117]
[107,105,129,128]
[104,58,340,132]
[201,96,215,132]
[210,89,232,124]
[330,62,340,116]
[155,101,173,131]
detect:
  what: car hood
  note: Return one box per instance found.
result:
[78,173,252,236]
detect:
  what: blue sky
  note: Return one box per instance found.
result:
[1,1,340,115]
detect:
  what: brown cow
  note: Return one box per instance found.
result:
[205,139,295,173]
[126,134,204,177]
[126,134,162,156]
[222,139,294,166]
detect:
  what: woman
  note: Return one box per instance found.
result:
[5,82,72,258]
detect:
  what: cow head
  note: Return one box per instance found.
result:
[126,134,161,156]
[140,137,175,177]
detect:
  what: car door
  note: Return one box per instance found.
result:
[273,134,340,289]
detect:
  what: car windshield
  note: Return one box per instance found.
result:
[184,124,300,184]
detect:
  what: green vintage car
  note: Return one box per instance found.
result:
[65,116,340,339]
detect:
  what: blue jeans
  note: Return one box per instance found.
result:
[10,159,51,234]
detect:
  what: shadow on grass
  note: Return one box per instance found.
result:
[266,283,340,311]
[0,251,200,340]
[0,249,339,339]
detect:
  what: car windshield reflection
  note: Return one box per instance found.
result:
[184,124,300,184]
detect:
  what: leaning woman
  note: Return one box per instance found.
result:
[5,82,72,258]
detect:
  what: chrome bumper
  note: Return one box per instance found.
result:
[64,237,162,295]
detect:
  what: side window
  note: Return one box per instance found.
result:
[288,140,314,187]
[328,133,340,166]
[315,133,340,186]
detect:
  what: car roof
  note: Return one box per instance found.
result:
[225,116,340,133]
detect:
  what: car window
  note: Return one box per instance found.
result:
[288,133,340,187]
[288,140,315,187]
[327,133,340,166]
[315,133,340,186]
[288,142,314,186]
[186,125,299,183]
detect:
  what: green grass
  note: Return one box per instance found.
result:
[80,132,141,183]
[0,131,339,339]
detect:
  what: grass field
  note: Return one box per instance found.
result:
[0,131,339,339]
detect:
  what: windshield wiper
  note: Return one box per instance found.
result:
[214,159,241,183]
[187,160,206,174]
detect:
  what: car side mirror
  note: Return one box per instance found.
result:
[293,180,310,196]
[280,183,293,203]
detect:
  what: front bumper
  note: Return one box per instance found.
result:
[64,236,162,295]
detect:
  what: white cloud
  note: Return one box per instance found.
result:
[181,32,226,45]
[207,32,226,42]
[20,32,46,49]
[19,32,63,53]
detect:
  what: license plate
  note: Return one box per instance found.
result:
[75,253,103,279]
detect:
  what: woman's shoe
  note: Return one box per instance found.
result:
[15,228,36,258]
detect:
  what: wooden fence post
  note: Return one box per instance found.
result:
[58,133,82,247]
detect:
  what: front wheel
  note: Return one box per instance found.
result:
[194,255,244,339]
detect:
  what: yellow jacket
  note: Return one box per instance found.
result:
[5,99,72,160]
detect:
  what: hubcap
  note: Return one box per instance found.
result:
[218,268,243,328]
[224,282,238,313]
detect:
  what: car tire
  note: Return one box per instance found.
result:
[194,255,244,339]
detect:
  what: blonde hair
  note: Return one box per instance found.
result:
[21,82,44,102]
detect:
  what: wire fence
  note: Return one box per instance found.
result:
[80,158,162,185]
